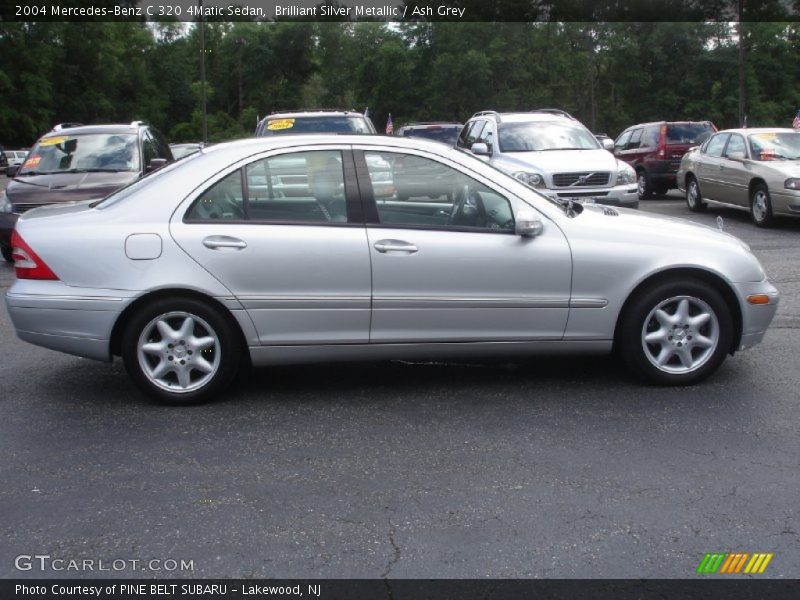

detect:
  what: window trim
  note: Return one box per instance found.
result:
[353,147,517,235]
[182,148,364,227]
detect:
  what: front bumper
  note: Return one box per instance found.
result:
[546,184,640,209]
[5,280,133,362]
[733,279,780,351]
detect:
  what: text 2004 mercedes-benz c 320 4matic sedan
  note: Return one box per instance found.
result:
[5,135,779,404]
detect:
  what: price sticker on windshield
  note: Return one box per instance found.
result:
[267,119,295,131]
[22,155,41,169]
[39,136,68,147]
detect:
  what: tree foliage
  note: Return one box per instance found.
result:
[1,21,799,147]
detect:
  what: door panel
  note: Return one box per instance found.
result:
[356,148,572,343]
[171,148,371,345]
[366,227,572,342]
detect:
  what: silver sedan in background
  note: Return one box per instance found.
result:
[5,135,779,404]
[678,127,800,227]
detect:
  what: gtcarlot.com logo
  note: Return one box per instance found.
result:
[696,552,773,574]
[14,554,194,573]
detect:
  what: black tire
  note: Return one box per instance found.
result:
[618,278,733,386]
[1,244,11,262]
[653,184,670,197]
[685,175,706,213]
[750,182,775,228]
[121,296,242,405]
[636,169,653,199]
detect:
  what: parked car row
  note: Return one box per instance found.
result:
[1,121,174,261]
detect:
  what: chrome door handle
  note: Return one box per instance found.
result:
[373,239,418,254]
[202,235,247,250]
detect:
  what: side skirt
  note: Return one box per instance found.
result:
[249,340,612,366]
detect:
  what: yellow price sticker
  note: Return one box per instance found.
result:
[267,119,295,131]
[39,136,68,146]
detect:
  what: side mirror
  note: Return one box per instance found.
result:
[146,158,168,173]
[6,165,19,177]
[726,151,746,161]
[602,138,614,151]
[470,142,490,156]
[514,209,544,237]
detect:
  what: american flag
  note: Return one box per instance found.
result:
[793,109,800,129]
[385,113,393,135]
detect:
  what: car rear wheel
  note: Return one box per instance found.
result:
[1,244,11,262]
[750,183,774,228]
[122,297,242,405]
[636,169,653,199]
[685,176,706,212]
[619,279,733,385]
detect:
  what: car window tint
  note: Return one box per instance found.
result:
[185,170,244,221]
[614,130,632,151]
[725,134,746,157]
[245,150,346,223]
[142,132,157,166]
[627,129,643,150]
[477,123,494,152]
[642,126,660,147]
[364,151,515,232]
[703,134,729,157]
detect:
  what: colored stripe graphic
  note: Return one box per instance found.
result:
[697,552,772,574]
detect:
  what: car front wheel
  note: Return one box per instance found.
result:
[619,279,733,385]
[750,183,774,227]
[685,176,706,212]
[1,244,11,262]
[121,297,242,405]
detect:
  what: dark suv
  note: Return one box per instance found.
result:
[614,121,716,199]
[1,122,173,261]
[254,110,376,136]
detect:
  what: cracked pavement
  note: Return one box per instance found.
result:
[0,186,798,578]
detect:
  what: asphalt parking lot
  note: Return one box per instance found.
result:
[0,180,798,579]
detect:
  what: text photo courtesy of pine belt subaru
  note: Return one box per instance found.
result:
[456,110,640,209]
[0,122,174,262]
[678,128,800,227]
[4,135,778,405]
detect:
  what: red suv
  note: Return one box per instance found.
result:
[614,121,716,199]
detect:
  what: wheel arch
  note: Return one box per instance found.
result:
[748,177,768,196]
[613,267,743,355]
[110,288,249,359]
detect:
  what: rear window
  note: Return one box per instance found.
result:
[666,123,714,145]
[257,116,372,136]
[400,126,461,145]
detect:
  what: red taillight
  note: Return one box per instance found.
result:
[657,124,667,158]
[10,230,58,280]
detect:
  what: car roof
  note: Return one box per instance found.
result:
[40,124,142,138]
[400,122,462,127]
[473,111,576,124]
[623,120,713,130]
[716,127,798,135]
[264,111,366,119]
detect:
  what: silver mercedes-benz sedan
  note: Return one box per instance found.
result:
[5,135,779,404]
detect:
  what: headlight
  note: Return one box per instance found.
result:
[0,191,11,214]
[513,171,546,189]
[785,178,800,190]
[616,162,636,185]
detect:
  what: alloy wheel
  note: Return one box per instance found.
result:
[641,296,720,375]
[136,311,221,393]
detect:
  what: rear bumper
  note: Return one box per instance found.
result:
[5,281,132,362]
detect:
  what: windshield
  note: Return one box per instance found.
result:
[400,126,461,145]
[748,132,800,161]
[666,123,714,145]
[498,121,599,152]
[19,133,140,174]
[257,116,372,136]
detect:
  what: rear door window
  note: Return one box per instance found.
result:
[667,123,714,145]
